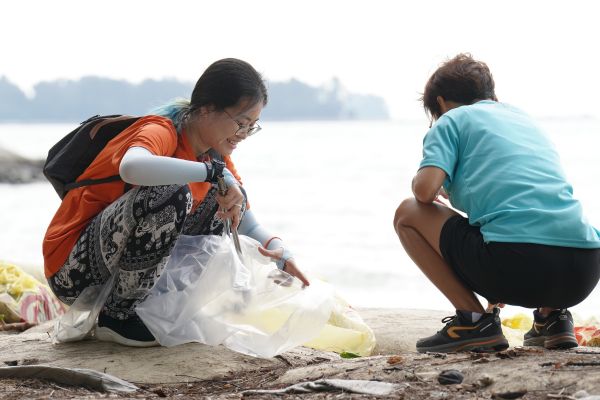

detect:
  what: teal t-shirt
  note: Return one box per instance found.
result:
[420,100,600,248]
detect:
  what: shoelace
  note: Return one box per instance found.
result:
[435,315,459,333]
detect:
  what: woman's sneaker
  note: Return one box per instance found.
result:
[416,307,509,353]
[96,312,159,347]
[523,309,578,349]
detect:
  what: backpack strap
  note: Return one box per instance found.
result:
[64,174,122,191]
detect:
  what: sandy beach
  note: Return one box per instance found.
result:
[2,308,600,399]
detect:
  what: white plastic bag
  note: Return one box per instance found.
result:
[136,234,336,358]
[52,273,117,343]
[304,293,376,356]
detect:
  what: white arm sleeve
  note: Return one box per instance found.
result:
[238,209,274,244]
[239,209,294,269]
[119,146,209,186]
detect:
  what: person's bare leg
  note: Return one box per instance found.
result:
[394,198,485,314]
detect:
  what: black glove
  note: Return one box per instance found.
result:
[204,159,226,183]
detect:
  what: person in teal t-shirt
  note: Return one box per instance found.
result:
[393,53,600,353]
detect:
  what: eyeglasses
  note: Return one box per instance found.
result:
[223,110,262,137]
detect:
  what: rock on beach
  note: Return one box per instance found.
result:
[0,146,45,183]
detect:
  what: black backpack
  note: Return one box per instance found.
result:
[44,114,141,199]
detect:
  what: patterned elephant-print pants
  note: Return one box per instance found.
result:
[48,184,245,320]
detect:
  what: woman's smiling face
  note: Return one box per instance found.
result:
[189,98,263,157]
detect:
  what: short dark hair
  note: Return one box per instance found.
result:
[190,58,268,112]
[421,53,497,120]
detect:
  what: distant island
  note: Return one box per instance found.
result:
[0,76,389,122]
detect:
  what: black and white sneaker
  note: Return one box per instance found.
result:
[416,307,509,353]
[96,312,159,348]
[523,309,578,349]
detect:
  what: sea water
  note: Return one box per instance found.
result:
[0,119,598,318]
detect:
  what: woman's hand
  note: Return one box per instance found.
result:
[216,184,245,229]
[258,247,310,287]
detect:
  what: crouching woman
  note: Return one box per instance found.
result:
[43,58,309,347]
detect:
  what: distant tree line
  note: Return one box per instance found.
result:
[0,76,389,122]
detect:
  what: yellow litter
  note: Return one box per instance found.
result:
[0,261,66,323]
[304,294,376,356]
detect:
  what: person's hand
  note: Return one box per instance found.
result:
[486,302,506,312]
[433,187,449,206]
[258,247,310,287]
[216,184,244,229]
[438,187,449,199]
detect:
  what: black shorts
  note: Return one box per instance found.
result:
[440,215,600,308]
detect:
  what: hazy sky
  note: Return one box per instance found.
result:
[2,0,599,120]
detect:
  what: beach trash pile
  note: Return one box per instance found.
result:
[575,326,600,347]
[502,313,600,347]
[0,261,66,324]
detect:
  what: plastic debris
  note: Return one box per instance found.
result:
[574,390,600,399]
[503,312,600,348]
[575,326,600,347]
[0,261,66,324]
[52,273,117,343]
[242,379,399,396]
[303,293,376,356]
[502,313,533,330]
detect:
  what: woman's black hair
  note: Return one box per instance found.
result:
[190,58,268,112]
[152,58,267,132]
[421,53,497,120]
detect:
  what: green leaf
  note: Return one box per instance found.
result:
[340,351,360,359]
